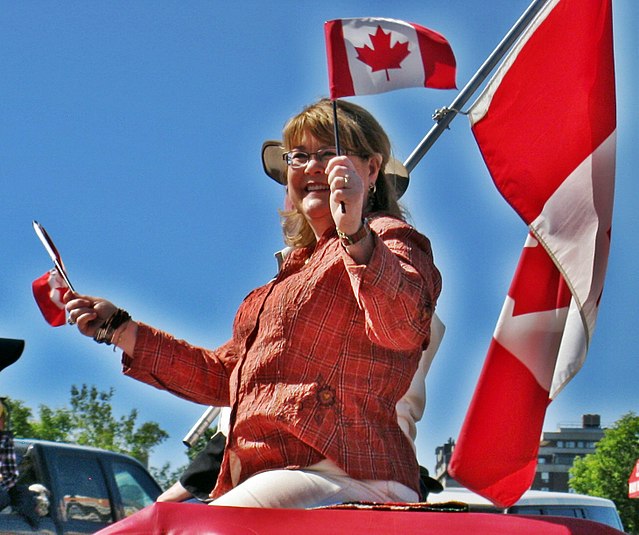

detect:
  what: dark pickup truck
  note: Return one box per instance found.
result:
[0,438,162,534]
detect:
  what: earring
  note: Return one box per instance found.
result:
[367,182,377,208]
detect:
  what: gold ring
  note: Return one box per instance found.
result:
[67,316,75,325]
[343,174,350,185]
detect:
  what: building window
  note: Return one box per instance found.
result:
[538,457,546,464]
[577,441,584,448]
[541,472,550,482]
[566,441,576,448]
[556,454,576,465]
[556,441,564,448]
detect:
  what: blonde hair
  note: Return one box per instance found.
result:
[280,99,404,248]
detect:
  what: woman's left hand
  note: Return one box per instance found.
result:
[325,156,376,264]
[325,156,366,235]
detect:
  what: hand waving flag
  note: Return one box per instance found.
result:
[325,17,456,98]
[449,0,616,508]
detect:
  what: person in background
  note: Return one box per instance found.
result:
[65,98,442,508]
[0,340,25,511]
[0,399,18,511]
[157,408,230,503]
[0,398,39,527]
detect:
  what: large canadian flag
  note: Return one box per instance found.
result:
[449,0,616,508]
[324,18,456,98]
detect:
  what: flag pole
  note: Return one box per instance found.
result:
[332,100,342,155]
[332,99,347,213]
[403,0,549,173]
[182,406,221,448]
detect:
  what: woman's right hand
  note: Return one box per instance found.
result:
[64,292,118,339]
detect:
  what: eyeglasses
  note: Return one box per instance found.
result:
[283,148,338,168]
[283,148,366,168]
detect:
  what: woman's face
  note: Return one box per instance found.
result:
[286,131,377,237]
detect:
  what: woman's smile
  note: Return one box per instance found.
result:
[305,182,330,193]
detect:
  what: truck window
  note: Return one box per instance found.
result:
[53,454,112,523]
[112,461,157,517]
[510,504,624,531]
[580,506,625,532]
[15,447,38,487]
[511,505,582,518]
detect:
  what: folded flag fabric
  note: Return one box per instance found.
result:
[450,233,575,507]
[324,17,456,98]
[32,268,68,327]
[449,0,616,508]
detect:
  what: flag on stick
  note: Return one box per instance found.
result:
[32,268,68,327]
[324,17,456,99]
[32,221,75,327]
[449,0,616,508]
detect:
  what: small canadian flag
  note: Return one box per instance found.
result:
[32,268,68,327]
[324,17,456,98]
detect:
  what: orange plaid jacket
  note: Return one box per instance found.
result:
[122,215,441,497]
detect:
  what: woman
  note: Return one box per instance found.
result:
[65,98,441,508]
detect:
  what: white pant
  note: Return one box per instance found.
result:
[209,459,418,509]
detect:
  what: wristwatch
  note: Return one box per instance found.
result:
[336,219,370,247]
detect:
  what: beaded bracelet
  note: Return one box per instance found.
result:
[93,309,131,345]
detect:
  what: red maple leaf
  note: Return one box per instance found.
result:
[355,26,411,81]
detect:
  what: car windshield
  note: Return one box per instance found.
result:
[509,504,624,531]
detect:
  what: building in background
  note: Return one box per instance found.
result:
[434,437,461,489]
[534,414,604,492]
[434,414,605,492]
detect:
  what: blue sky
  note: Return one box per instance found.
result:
[2,1,637,476]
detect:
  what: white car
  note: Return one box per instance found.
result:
[427,487,624,532]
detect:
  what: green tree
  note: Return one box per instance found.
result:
[5,385,170,469]
[570,412,639,533]
[5,398,35,437]
[31,405,75,441]
[150,462,185,491]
